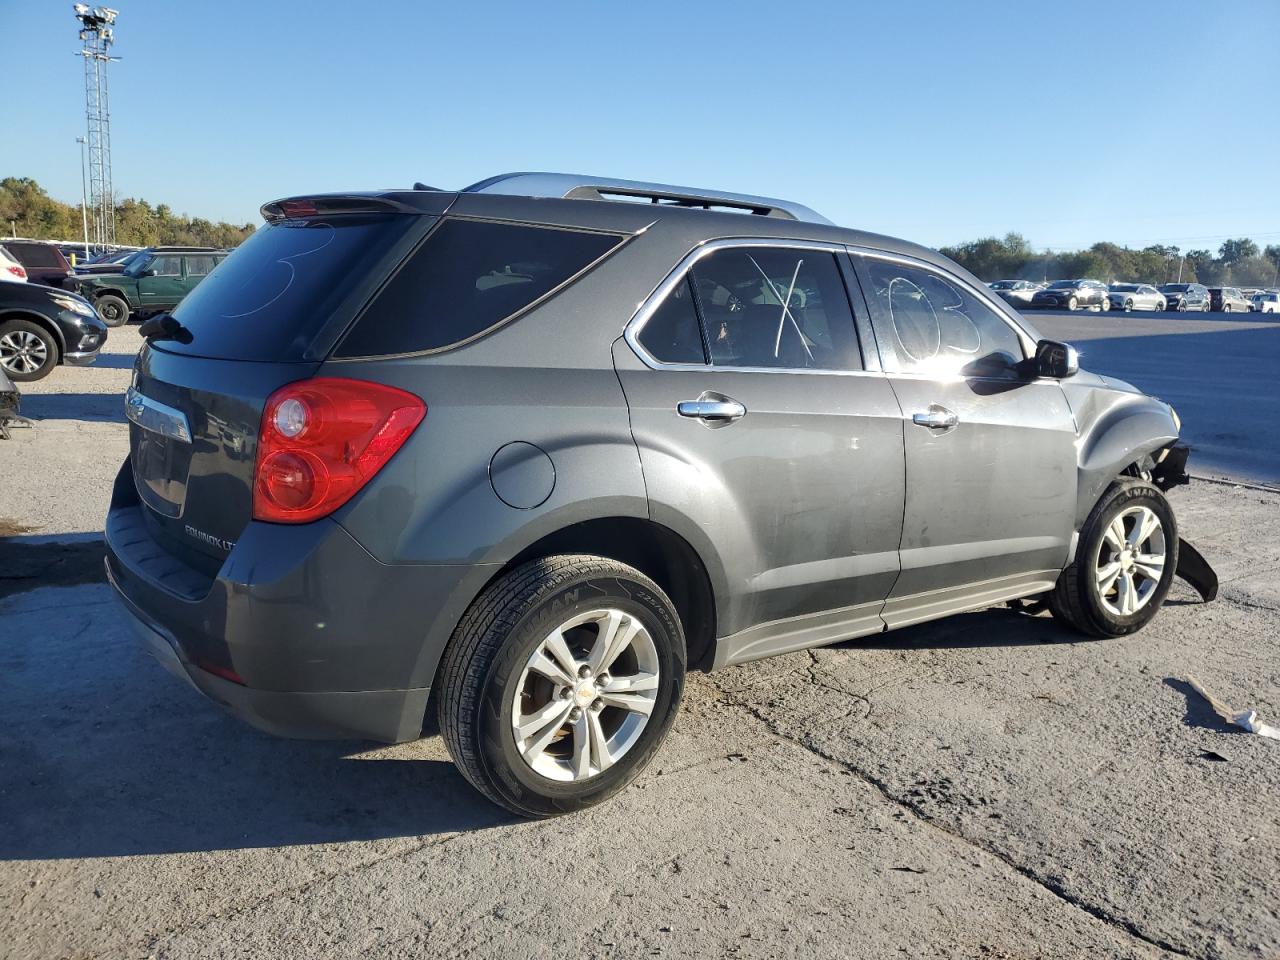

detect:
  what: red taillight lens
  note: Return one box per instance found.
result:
[6,265,25,279]
[252,378,425,524]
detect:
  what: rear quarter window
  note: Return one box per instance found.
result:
[8,244,62,268]
[335,219,624,358]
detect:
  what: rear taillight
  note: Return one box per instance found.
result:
[252,377,425,524]
[6,265,25,279]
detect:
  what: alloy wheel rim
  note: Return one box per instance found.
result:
[0,331,49,374]
[1094,505,1166,616]
[511,608,660,782]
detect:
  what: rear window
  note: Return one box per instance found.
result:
[335,219,624,358]
[164,216,419,361]
[7,243,61,268]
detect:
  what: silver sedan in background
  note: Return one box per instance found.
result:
[988,279,1044,306]
[1107,283,1166,312]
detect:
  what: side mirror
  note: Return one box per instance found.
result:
[141,268,158,277]
[1035,339,1078,379]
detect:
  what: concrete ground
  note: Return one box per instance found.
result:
[1,322,1277,960]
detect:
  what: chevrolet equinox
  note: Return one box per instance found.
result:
[106,173,1198,816]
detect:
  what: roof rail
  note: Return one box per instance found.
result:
[461,172,833,225]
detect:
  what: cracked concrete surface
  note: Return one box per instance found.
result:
[2,324,1278,959]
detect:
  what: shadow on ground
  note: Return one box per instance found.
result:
[0,575,511,861]
[20,392,125,423]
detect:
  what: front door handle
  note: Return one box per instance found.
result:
[912,406,959,430]
[677,398,746,422]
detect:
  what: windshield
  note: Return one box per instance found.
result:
[122,255,152,277]
[1110,284,1138,291]
[990,281,1013,289]
[1047,280,1076,289]
[1160,284,1190,292]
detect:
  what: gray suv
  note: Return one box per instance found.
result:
[106,173,1197,816]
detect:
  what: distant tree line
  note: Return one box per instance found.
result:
[940,232,1280,288]
[0,176,255,249]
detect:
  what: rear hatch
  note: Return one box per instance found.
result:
[126,198,441,574]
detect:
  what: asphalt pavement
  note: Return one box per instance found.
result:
[1,325,1277,960]
[1027,309,1280,486]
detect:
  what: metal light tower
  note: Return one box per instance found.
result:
[74,5,120,250]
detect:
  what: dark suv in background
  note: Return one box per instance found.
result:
[106,173,1195,816]
[1030,279,1109,310]
[73,246,227,326]
[1158,283,1210,311]
[1208,287,1250,312]
[0,240,73,288]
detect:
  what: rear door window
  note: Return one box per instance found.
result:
[335,219,624,358]
[688,247,862,371]
[151,256,182,276]
[185,255,216,276]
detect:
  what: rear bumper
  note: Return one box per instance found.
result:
[104,459,495,743]
[111,576,430,741]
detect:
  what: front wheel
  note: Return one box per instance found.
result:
[1124,299,1134,312]
[0,319,58,382]
[95,294,130,327]
[437,555,686,817]
[1067,295,1078,311]
[1223,304,1232,313]
[1048,479,1178,638]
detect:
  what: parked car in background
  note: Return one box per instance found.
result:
[105,172,1194,816]
[0,241,73,288]
[74,249,141,275]
[1106,283,1165,312]
[0,279,107,381]
[1208,287,1251,312]
[1158,283,1210,312]
[1030,279,1109,311]
[988,279,1043,306]
[1251,291,1278,313]
[0,246,28,283]
[72,247,228,326]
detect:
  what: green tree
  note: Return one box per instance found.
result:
[0,176,253,248]
[1218,238,1259,266]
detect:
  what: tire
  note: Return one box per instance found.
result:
[0,318,59,382]
[1202,301,1210,312]
[1067,295,1078,311]
[1124,299,1134,312]
[1100,298,1110,312]
[437,555,686,817]
[1223,304,1232,313]
[95,293,130,327]
[1177,301,1186,312]
[1048,479,1178,638]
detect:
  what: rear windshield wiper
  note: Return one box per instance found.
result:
[138,313,193,344]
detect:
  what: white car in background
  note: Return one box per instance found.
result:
[1107,283,1165,312]
[0,246,28,283]
[1251,291,1279,314]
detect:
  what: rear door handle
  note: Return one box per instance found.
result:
[912,406,959,430]
[677,399,746,422]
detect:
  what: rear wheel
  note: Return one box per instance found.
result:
[1067,295,1078,311]
[1124,299,1134,312]
[1048,479,1177,638]
[1223,303,1232,313]
[437,555,686,817]
[95,294,130,327]
[0,319,58,382]
[1177,301,1187,312]
[1100,297,1110,311]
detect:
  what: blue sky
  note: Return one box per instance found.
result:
[3,0,1278,252]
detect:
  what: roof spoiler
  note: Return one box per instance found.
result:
[260,194,429,222]
[460,172,833,225]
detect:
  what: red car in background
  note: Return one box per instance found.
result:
[0,241,73,288]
